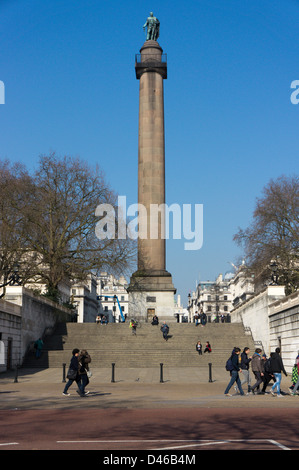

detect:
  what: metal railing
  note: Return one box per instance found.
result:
[135,53,167,64]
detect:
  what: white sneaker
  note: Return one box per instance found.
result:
[277,394,284,397]
[62,392,70,396]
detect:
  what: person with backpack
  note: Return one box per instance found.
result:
[224,347,244,396]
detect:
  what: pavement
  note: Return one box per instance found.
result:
[1,365,299,410]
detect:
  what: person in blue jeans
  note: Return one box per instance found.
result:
[224,347,245,396]
[270,348,288,397]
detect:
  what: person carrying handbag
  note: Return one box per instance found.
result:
[62,348,81,396]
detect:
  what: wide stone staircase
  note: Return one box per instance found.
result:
[23,321,255,369]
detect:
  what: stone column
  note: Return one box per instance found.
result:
[137,40,166,273]
[128,40,176,321]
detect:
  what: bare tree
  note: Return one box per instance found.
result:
[0,161,34,295]
[233,175,299,294]
[0,154,136,301]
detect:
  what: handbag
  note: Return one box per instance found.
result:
[87,369,92,378]
[66,367,77,380]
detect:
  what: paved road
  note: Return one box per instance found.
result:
[1,367,299,454]
[1,408,298,451]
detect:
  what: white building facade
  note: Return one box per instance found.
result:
[97,272,129,323]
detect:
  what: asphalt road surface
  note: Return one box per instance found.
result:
[1,407,298,451]
[1,367,299,457]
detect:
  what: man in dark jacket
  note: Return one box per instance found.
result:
[270,348,287,397]
[224,347,245,396]
[62,348,80,396]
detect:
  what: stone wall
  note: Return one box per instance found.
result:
[230,286,299,373]
[269,291,299,371]
[0,299,22,373]
[230,286,285,354]
[0,286,72,372]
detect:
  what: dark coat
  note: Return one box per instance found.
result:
[78,351,91,375]
[270,352,287,375]
[240,351,251,370]
[231,352,241,371]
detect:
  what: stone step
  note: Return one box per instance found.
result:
[22,321,255,369]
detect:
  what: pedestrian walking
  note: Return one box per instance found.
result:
[240,347,252,394]
[261,354,275,394]
[34,338,44,358]
[288,351,299,394]
[200,311,207,327]
[62,348,81,396]
[250,348,264,394]
[161,321,169,341]
[289,364,299,394]
[224,347,244,396]
[196,340,202,355]
[77,349,91,397]
[129,319,137,335]
[270,347,288,397]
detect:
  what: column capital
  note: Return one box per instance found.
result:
[135,41,167,79]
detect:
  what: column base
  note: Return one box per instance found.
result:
[127,270,176,322]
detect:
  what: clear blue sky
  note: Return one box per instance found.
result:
[0,0,298,304]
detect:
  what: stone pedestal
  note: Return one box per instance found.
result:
[128,40,176,322]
